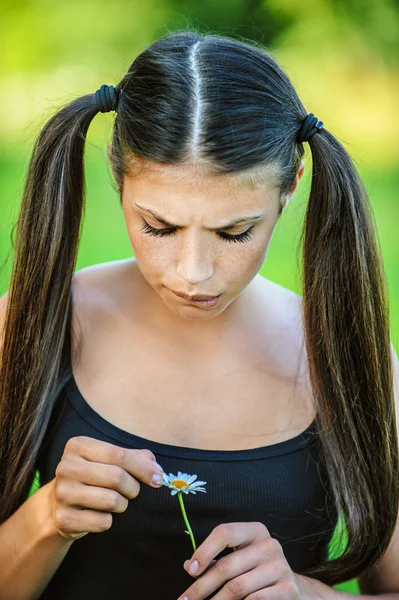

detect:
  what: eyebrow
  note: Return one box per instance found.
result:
[134,203,265,231]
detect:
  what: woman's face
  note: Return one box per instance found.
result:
[116,154,304,322]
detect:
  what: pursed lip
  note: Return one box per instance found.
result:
[171,290,221,301]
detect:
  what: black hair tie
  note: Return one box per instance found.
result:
[95,84,118,113]
[297,113,324,143]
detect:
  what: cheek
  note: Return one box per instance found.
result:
[229,245,268,281]
[223,232,271,274]
[127,227,171,276]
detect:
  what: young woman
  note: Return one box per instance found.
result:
[0,30,398,600]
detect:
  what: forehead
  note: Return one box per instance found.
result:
[123,160,281,207]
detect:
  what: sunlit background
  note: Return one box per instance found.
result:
[1,1,398,593]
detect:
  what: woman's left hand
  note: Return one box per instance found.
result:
[178,522,306,600]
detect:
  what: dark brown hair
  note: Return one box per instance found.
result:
[0,30,397,586]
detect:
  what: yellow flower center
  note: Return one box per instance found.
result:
[172,479,189,489]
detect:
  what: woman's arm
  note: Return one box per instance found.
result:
[0,479,74,600]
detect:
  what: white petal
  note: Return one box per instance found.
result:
[171,489,178,496]
[186,474,198,484]
[188,485,206,493]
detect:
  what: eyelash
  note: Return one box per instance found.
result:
[140,221,255,243]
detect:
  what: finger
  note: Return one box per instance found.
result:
[212,565,284,600]
[184,558,217,577]
[183,544,279,600]
[64,436,156,465]
[57,456,141,499]
[55,506,113,537]
[62,437,162,486]
[57,480,130,513]
[187,522,269,576]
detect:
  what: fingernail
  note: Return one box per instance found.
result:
[189,560,199,575]
[152,473,163,485]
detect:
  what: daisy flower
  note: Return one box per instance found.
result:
[161,471,207,495]
[160,471,207,551]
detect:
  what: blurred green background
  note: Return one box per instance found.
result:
[1,0,398,594]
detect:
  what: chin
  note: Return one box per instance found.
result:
[167,303,222,321]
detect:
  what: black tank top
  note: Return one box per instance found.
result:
[35,306,338,599]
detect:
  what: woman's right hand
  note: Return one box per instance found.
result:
[48,436,165,540]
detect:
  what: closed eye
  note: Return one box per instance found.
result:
[140,221,255,243]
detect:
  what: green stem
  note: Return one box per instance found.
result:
[178,491,197,551]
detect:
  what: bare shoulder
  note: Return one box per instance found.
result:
[71,259,134,324]
[69,260,134,362]
[0,290,9,313]
[72,259,133,305]
[0,290,10,338]
[256,274,304,331]
[0,291,8,316]
[253,274,309,383]
[0,291,10,367]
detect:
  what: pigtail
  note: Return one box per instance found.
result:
[299,128,399,584]
[0,94,102,523]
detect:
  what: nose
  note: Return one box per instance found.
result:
[176,231,214,286]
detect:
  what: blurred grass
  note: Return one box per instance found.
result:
[2,140,398,597]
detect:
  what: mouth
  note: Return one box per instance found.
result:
[171,290,221,302]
